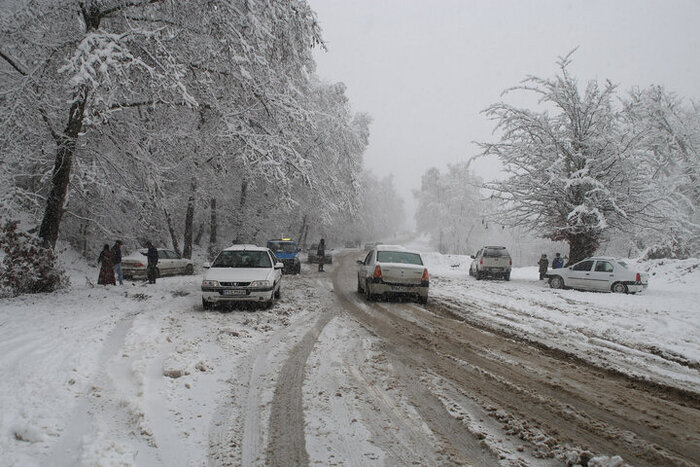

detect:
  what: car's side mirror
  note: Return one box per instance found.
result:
[203,262,211,269]
[275,262,284,270]
[356,260,364,265]
[470,255,475,259]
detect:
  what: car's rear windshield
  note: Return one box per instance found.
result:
[267,241,297,253]
[212,251,271,268]
[483,248,510,257]
[616,261,629,269]
[376,251,423,265]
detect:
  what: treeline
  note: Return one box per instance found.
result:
[0,0,404,275]
[416,52,699,263]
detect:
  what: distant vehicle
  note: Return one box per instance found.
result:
[307,243,333,264]
[201,244,283,310]
[469,246,512,280]
[266,238,301,274]
[122,248,194,279]
[357,245,429,304]
[546,257,648,294]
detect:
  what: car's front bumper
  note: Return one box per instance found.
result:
[202,286,274,303]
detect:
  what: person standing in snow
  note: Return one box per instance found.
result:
[317,238,326,272]
[97,244,116,285]
[112,240,123,285]
[538,254,549,280]
[552,252,564,269]
[146,241,159,284]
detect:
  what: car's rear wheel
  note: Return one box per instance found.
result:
[476,270,483,280]
[274,284,281,299]
[418,295,428,305]
[185,264,194,275]
[365,280,374,301]
[357,277,363,293]
[549,276,564,289]
[612,282,628,294]
[504,273,510,281]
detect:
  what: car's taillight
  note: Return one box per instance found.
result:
[636,273,641,282]
[135,262,145,267]
[509,259,512,266]
[480,259,483,265]
[421,268,429,282]
[373,265,382,279]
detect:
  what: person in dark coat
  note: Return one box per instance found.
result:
[538,254,549,280]
[552,252,564,269]
[112,240,123,285]
[146,241,159,284]
[97,244,116,285]
[317,239,326,272]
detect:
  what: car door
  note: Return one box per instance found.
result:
[591,260,615,291]
[159,250,176,275]
[567,260,595,289]
[360,250,374,284]
[268,250,282,287]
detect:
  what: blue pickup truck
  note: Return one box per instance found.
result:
[266,238,301,274]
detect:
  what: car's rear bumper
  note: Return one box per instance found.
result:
[123,267,146,278]
[370,280,429,298]
[623,282,647,293]
[479,267,511,275]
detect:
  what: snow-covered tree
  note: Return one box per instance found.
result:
[478,52,650,263]
[621,86,700,257]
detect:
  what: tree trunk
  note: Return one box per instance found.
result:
[208,197,217,259]
[194,222,205,246]
[297,214,307,245]
[38,88,88,249]
[182,181,196,259]
[567,233,599,265]
[164,206,181,256]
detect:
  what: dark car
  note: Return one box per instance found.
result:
[307,243,333,264]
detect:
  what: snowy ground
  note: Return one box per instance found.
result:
[0,246,698,465]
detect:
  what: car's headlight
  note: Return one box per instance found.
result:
[202,280,220,287]
[250,280,271,288]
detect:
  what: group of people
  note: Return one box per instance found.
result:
[97,241,160,285]
[538,252,566,280]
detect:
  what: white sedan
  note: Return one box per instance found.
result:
[546,257,649,294]
[122,248,194,279]
[201,245,283,310]
[357,245,429,304]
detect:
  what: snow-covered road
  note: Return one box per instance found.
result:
[1,250,698,466]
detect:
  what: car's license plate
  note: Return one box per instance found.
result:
[390,286,407,292]
[223,289,246,296]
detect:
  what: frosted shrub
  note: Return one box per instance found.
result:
[0,220,69,298]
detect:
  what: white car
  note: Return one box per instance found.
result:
[357,245,429,304]
[122,248,194,279]
[546,257,649,294]
[201,245,283,310]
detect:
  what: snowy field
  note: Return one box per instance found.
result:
[0,246,698,465]
[421,251,700,393]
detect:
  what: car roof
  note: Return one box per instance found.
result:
[582,256,618,261]
[222,244,267,251]
[483,246,507,249]
[376,244,420,254]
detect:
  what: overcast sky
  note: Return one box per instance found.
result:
[306,0,700,224]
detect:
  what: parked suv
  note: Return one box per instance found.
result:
[469,246,512,280]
